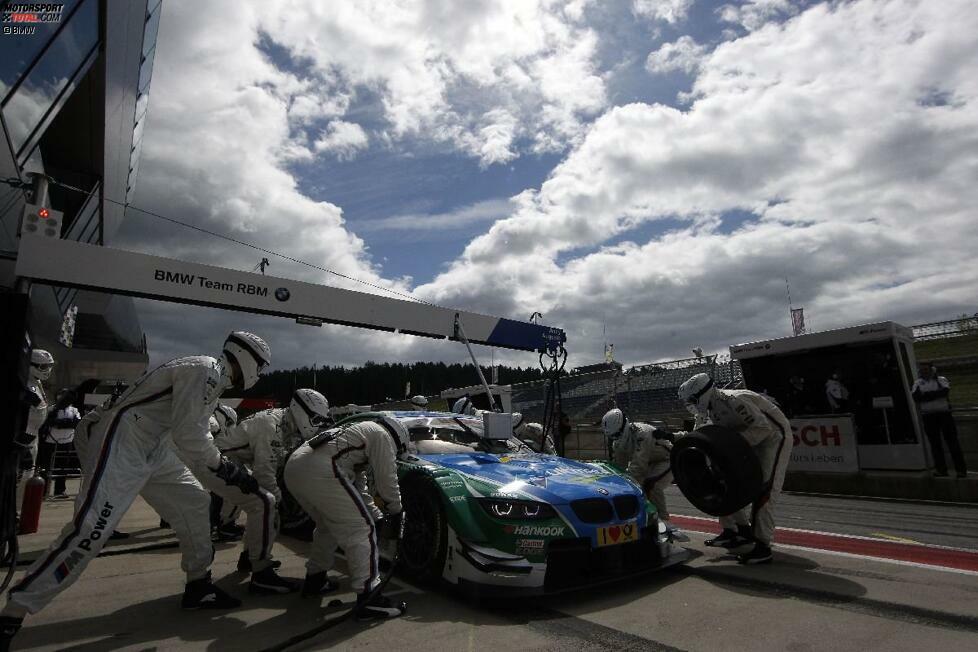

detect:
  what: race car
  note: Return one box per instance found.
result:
[326,410,691,596]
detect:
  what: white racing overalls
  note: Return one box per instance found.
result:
[614,422,673,519]
[708,390,794,545]
[284,421,402,594]
[7,356,275,614]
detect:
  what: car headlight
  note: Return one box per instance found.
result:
[476,498,557,520]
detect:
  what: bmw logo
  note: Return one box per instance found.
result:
[275,287,290,302]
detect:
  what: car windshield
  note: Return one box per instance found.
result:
[406,416,532,455]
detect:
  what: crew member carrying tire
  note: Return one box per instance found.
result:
[217,388,330,576]
[284,417,410,621]
[677,373,793,565]
[602,408,684,539]
[1,332,275,650]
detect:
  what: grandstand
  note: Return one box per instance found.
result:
[510,355,743,429]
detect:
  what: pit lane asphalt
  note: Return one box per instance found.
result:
[10,487,978,651]
[665,486,978,550]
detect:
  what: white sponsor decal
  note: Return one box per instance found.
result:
[508,525,565,536]
[516,538,545,549]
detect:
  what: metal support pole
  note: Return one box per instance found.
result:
[454,314,497,411]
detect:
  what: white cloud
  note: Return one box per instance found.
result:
[358,198,516,232]
[415,0,978,365]
[645,35,707,74]
[718,0,800,32]
[313,120,369,160]
[632,0,695,24]
[262,1,608,166]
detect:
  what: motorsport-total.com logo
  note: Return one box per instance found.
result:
[2,3,64,35]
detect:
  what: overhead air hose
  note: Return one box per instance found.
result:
[539,344,567,456]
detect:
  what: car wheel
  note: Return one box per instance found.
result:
[399,476,448,582]
[670,425,764,516]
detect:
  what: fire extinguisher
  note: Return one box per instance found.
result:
[19,474,45,535]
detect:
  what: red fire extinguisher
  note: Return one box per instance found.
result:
[19,474,45,535]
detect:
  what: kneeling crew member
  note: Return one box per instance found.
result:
[285,417,409,620]
[513,412,554,454]
[678,373,793,564]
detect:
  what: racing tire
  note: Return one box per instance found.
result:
[398,476,448,583]
[670,425,764,517]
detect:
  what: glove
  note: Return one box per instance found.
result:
[377,511,403,540]
[652,428,675,443]
[208,456,260,495]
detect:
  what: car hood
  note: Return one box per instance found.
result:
[420,452,639,504]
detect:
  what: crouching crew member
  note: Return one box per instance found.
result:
[285,417,410,620]
[602,408,684,539]
[678,373,793,564]
[512,412,554,454]
[218,388,330,575]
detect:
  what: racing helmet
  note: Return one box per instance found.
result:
[523,422,544,438]
[222,331,271,390]
[678,373,715,415]
[214,403,238,430]
[30,349,54,381]
[410,395,428,409]
[377,416,413,458]
[290,388,331,440]
[601,408,627,438]
[452,396,475,415]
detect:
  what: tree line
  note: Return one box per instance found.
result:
[245,361,546,407]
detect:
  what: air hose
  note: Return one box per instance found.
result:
[258,513,407,652]
[539,345,567,456]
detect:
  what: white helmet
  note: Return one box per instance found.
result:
[410,395,428,408]
[452,396,475,415]
[214,403,238,430]
[30,349,54,381]
[222,331,270,390]
[377,415,413,458]
[601,408,626,438]
[511,412,525,435]
[522,422,543,439]
[290,388,330,440]
[678,373,715,415]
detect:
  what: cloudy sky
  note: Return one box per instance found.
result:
[115,0,978,372]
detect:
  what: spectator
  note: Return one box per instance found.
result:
[784,375,812,418]
[37,389,81,498]
[912,364,967,479]
[825,369,850,413]
[557,411,572,456]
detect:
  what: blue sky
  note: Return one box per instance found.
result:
[122,0,978,370]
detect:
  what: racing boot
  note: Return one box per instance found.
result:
[737,542,773,565]
[236,549,281,573]
[212,522,244,543]
[0,616,22,652]
[249,566,299,594]
[181,572,242,610]
[301,571,339,597]
[704,528,740,547]
[355,592,406,621]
